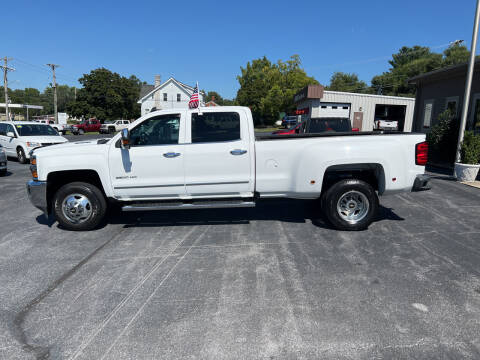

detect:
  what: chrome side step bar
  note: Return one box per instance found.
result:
[122,200,256,212]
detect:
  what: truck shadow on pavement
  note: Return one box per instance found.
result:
[99,199,404,230]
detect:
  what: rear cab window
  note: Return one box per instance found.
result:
[190,112,241,143]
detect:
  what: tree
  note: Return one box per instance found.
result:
[204,91,223,104]
[236,55,317,125]
[442,43,470,67]
[370,46,442,96]
[66,68,141,120]
[327,72,368,93]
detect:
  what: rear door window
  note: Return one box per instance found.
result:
[191,112,240,143]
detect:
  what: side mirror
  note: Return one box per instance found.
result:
[6,131,15,138]
[121,128,130,149]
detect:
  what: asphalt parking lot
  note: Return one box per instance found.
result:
[1,159,480,359]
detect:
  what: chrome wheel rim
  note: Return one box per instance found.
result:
[336,190,369,224]
[17,150,24,162]
[62,193,92,224]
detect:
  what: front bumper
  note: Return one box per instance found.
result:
[27,180,48,213]
[412,174,431,192]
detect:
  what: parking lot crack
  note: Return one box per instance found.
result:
[11,227,126,360]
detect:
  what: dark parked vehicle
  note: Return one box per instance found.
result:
[281,115,298,128]
[301,117,359,134]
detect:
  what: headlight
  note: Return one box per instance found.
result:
[26,142,41,148]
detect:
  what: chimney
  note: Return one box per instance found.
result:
[211,96,215,101]
[154,75,161,87]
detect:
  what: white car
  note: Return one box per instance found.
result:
[375,119,398,131]
[0,144,7,176]
[0,121,68,164]
[27,106,429,231]
[99,120,130,134]
[34,119,67,134]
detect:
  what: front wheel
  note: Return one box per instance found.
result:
[321,179,378,231]
[53,182,107,231]
[78,129,85,135]
[17,148,27,164]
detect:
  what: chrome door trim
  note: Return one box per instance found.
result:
[114,184,184,189]
[186,181,249,186]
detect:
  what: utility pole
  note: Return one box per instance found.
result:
[1,57,15,121]
[46,63,60,124]
[456,0,480,163]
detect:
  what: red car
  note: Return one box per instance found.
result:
[71,118,102,135]
[272,122,303,135]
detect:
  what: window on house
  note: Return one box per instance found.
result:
[472,96,480,133]
[321,105,327,109]
[445,97,459,115]
[191,112,240,143]
[177,94,181,102]
[332,106,338,109]
[163,93,167,101]
[423,100,434,128]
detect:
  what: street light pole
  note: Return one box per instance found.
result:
[456,0,480,163]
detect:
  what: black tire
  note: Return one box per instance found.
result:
[108,127,115,134]
[17,147,27,164]
[53,182,107,231]
[78,129,85,135]
[0,169,6,176]
[321,179,378,231]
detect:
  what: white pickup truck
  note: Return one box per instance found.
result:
[26,106,430,231]
[99,119,130,134]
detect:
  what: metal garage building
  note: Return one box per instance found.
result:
[294,85,415,131]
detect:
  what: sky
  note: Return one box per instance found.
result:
[2,0,478,99]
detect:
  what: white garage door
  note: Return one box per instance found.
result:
[318,103,350,118]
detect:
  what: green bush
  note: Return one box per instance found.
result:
[426,110,460,164]
[460,131,480,164]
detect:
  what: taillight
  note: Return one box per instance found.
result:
[352,128,359,132]
[415,141,428,166]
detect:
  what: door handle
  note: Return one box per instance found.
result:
[230,149,247,155]
[163,152,181,158]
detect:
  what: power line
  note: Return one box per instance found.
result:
[314,42,454,70]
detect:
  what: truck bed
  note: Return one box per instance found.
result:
[255,131,422,141]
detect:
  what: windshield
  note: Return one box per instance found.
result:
[15,124,59,136]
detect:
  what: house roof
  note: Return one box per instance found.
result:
[205,100,219,106]
[137,77,197,103]
[408,59,480,84]
[139,84,155,99]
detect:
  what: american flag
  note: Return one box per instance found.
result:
[188,83,199,109]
